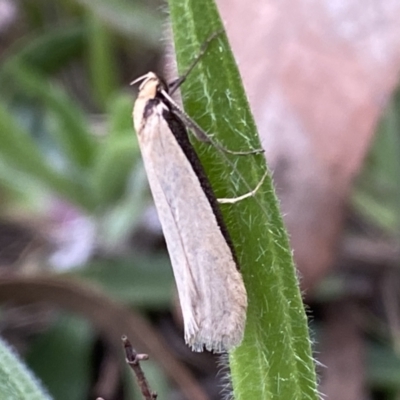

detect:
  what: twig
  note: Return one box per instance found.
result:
[122,335,158,400]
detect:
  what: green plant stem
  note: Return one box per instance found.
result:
[167,0,319,399]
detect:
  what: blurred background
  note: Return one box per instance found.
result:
[0,0,400,399]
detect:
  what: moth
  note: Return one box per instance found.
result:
[132,33,263,352]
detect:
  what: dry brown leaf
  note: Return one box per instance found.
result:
[218,0,400,290]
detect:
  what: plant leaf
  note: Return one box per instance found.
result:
[73,0,161,48]
[91,135,139,207]
[0,101,94,210]
[2,63,97,170]
[367,341,400,391]
[167,1,319,399]
[86,12,119,109]
[1,23,85,75]
[0,336,52,400]
[26,315,93,400]
[107,92,135,136]
[73,256,174,308]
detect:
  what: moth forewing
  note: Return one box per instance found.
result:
[133,72,247,352]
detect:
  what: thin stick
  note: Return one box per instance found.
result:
[122,335,157,400]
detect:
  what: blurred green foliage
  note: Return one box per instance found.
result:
[0,1,173,398]
[0,336,51,400]
[352,87,400,398]
[26,315,93,400]
[0,0,165,243]
[353,89,400,235]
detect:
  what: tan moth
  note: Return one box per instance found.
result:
[132,34,264,352]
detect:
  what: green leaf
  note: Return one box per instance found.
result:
[0,101,94,210]
[26,315,93,400]
[73,0,161,48]
[73,256,174,308]
[167,1,318,399]
[0,336,52,400]
[2,63,97,170]
[95,162,149,247]
[91,135,139,206]
[92,92,141,206]
[0,156,47,203]
[86,12,119,109]
[367,342,400,391]
[1,23,86,75]
[107,92,135,136]
[353,88,400,233]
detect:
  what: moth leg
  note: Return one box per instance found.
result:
[169,29,223,95]
[218,171,268,204]
[212,143,264,156]
[184,120,265,155]
[177,115,264,155]
[187,125,265,155]
[161,96,266,156]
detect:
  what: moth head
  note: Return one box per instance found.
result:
[131,72,167,100]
